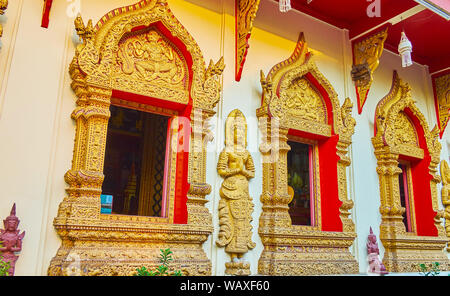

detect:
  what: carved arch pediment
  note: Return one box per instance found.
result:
[374,71,441,160]
[72,0,224,111]
[260,33,353,141]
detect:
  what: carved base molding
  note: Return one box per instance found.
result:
[225,262,251,276]
[258,229,359,275]
[381,234,449,273]
[48,225,212,276]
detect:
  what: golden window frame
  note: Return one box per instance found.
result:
[48,0,224,276]
[397,160,417,233]
[372,71,448,272]
[257,33,359,275]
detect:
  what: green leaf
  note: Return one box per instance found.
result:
[134,248,183,277]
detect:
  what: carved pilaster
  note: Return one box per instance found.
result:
[373,148,405,236]
[54,87,111,227]
[186,108,214,228]
[336,141,355,233]
[258,119,291,231]
[336,98,356,233]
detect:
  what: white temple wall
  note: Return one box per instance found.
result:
[0,0,447,275]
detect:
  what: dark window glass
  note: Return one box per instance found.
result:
[101,105,168,217]
[398,164,413,232]
[287,141,314,226]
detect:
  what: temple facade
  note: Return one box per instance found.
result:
[0,0,449,276]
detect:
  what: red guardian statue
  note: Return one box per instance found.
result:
[0,204,25,276]
[367,227,388,275]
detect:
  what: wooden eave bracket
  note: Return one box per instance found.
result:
[431,71,450,138]
[235,0,260,82]
[351,25,389,114]
[41,0,53,28]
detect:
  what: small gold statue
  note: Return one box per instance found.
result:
[216,109,256,275]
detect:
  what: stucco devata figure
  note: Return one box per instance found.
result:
[0,204,25,276]
[217,109,256,275]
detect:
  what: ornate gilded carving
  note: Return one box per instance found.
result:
[341,97,357,140]
[351,27,388,114]
[0,0,8,39]
[49,0,224,276]
[284,78,326,122]
[440,160,450,238]
[235,0,261,81]
[216,109,256,276]
[257,33,358,275]
[432,73,450,138]
[115,28,189,103]
[393,111,419,147]
[372,71,448,273]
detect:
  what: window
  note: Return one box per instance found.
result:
[398,163,414,233]
[287,141,315,226]
[101,105,169,217]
